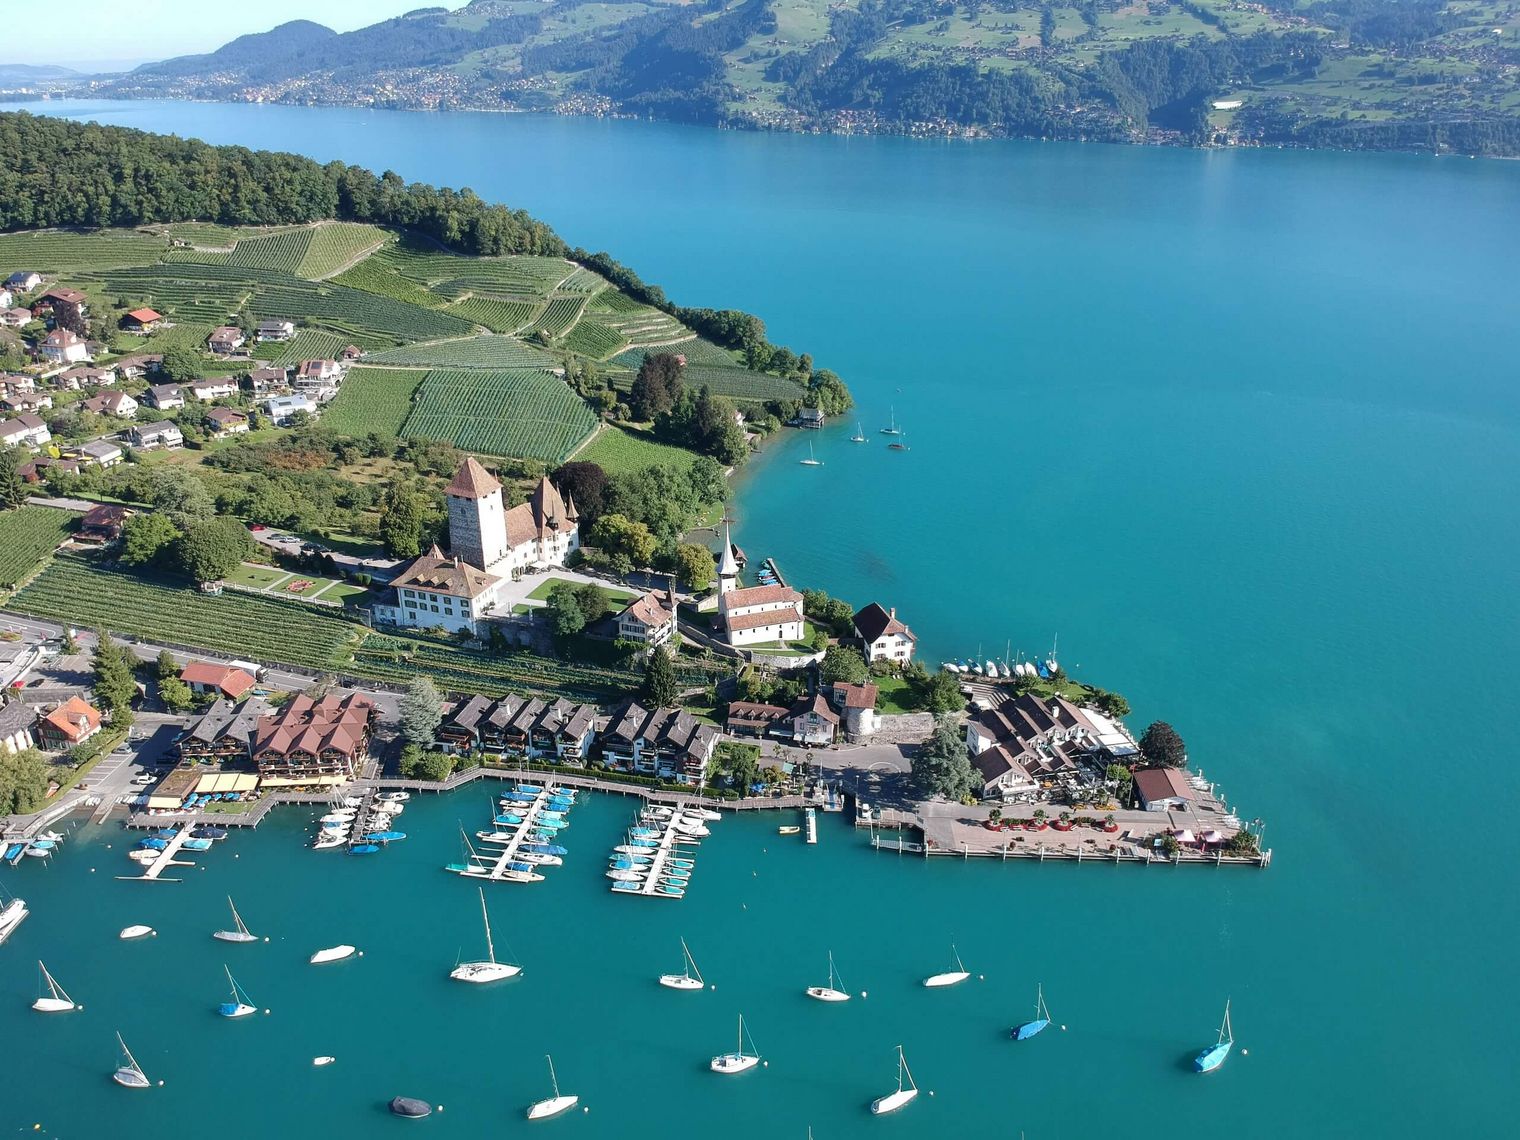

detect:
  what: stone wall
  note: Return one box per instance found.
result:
[855,712,934,745]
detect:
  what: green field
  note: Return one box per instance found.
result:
[322,367,425,435]
[572,425,700,476]
[330,255,449,307]
[0,229,169,272]
[560,319,628,360]
[223,228,314,274]
[534,294,588,337]
[524,576,638,603]
[296,223,389,278]
[0,508,74,591]
[362,334,557,369]
[448,296,539,333]
[271,328,349,366]
[401,368,598,461]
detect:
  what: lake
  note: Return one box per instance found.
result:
[2,99,1518,1137]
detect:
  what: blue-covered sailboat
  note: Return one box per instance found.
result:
[1193,1000,1234,1073]
[1011,983,1051,1041]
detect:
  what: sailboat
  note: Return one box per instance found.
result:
[658,937,705,990]
[0,891,28,945]
[800,441,823,466]
[1011,982,1051,1040]
[805,951,851,1002]
[217,965,258,1018]
[1193,999,1234,1073]
[850,421,866,443]
[869,1045,919,1115]
[450,887,521,982]
[710,1014,760,1074]
[33,960,78,1012]
[923,943,971,988]
[880,407,900,435]
[112,1031,152,1089]
[886,429,909,452]
[526,1054,579,1120]
[213,895,260,943]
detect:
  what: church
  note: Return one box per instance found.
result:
[374,457,580,635]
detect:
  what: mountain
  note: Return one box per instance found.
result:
[0,63,83,84]
[91,0,1520,156]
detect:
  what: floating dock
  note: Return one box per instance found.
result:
[804,807,818,845]
[448,784,575,884]
[607,805,716,900]
[117,827,196,882]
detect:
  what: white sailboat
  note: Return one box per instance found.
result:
[450,887,521,982]
[0,894,28,946]
[805,950,851,1002]
[869,1045,919,1115]
[880,407,900,436]
[850,421,866,443]
[112,1031,152,1089]
[800,441,823,466]
[310,944,357,964]
[119,924,155,940]
[33,960,79,1012]
[217,965,257,1018]
[658,937,705,990]
[923,943,971,988]
[710,1013,760,1074]
[526,1054,579,1120]
[213,895,260,943]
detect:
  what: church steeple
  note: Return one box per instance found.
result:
[717,516,739,596]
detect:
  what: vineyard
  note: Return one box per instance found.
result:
[222,228,314,274]
[401,368,597,461]
[363,335,557,370]
[533,295,587,337]
[601,307,692,347]
[0,229,168,272]
[161,222,262,248]
[554,266,606,294]
[610,360,804,404]
[322,368,425,436]
[295,223,389,279]
[350,635,644,702]
[588,290,646,315]
[560,319,628,360]
[330,256,446,308]
[448,296,538,334]
[375,243,572,298]
[0,508,74,592]
[573,426,700,476]
[271,329,349,367]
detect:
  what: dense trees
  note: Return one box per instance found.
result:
[92,631,138,714]
[673,543,714,592]
[544,580,611,638]
[629,353,684,422]
[121,513,180,566]
[0,745,50,814]
[911,718,978,801]
[1140,721,1188,768]
[657,386,748,466]
[819,646,869,686]
[550,461,608,527]
[175,517,254,584]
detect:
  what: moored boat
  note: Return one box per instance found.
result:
[659,936,705,991]
[310,944,357,964]
[119,924,155,940]
[924,943,971,988]
[1011,982,1052,1040]
[389,1096,432,1118]
[526,1054,578,1120]
[870,1045,919,1115]
[217,965,258,1018]
[112,1031,152,1089]
[710,1014,760,1074]
[450,887,521,982]
[1193,999,1234,1073]
[33,960,78,1012]
[805,951,851,1002]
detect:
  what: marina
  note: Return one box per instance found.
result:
[605,800,718,899]
[445,783,577,883]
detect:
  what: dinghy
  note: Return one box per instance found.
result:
[119,925,155,940]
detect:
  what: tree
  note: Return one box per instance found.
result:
[0,446,25,510]
[120,513,181,566]
[643,645,678,708]
[801,588,855,637]
[819,645,868,686]
[910,718,978,801]
[0,746,50,814]
[903,660,964,713]
[92,631,137,714]
[551,461,608,526]
[1139,720,1187,768]
[159,677,194,712]
[545,584,586,638]
[399,675,444,750]
[1087,687,1131,718]
[590,513,656,568]
[147,466,215,524]
[673,543,714,591]
[173,518,252,583]
[629,352,684,421]
[158,344,203,382]
[378,483,426,558]
[155,649,177,680]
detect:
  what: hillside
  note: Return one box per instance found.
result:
[86,0,1520,155]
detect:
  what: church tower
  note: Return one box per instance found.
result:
[445,457,507,572]
[716,517,740,596]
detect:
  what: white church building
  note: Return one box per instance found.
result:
[374,457,580,635]
[715,519,806,648]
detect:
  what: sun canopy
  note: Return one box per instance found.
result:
[1171,828,1196,844]
[193,773,258,794]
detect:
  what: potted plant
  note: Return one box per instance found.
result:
[985,806,1003,831]
[1103,813,1119,833]
[1030,808,1047,831]
[1052,810,1073,832]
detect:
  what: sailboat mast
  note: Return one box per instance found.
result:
[546,1054,559,1097]
[900,1046,916,1091]
[479,888,496,964]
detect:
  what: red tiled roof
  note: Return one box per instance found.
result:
[725,605,803,633]
[126,308,163,323]
[179,661,256,698]
[444,456,501,499]
[720,583,802,612]
[42,695,101,743]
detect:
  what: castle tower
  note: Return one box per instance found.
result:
[716,517,740,596]
[445,456,507,572]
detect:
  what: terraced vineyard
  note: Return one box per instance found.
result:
[611,345,803,402]
[448,296,538,334]
[223,228,313,274]
[602,307,692,347]
[330,256,446,308]
[0,508,74,592]
[322,367,424,436]
[554,266,606,294]
[363,335,556,370]
[616,338,741,369]
[561,319,628,360]
[574,425,701,476]
[0,228,168,272]
[374,244,573,298]
[588,290,647,315]
[272,328,348,367]
[296,223,389,279]
[534,295,587,337]
[401,368,597,461]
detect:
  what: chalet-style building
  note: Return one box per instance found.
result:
[121,308,163,332]
[340,344,363,361]
[784,692,839,746]
[5,271,41,293]
[129,420,183,449]
[616,586,676,649]
[111,353,160,379]
[294,358,342,386]
[1,308,32,328]
[60,365,117,389]
[1134,767,1196,812]
[966,691,1139,799]
[1,392,52,414]
[719,583,805,648]
[725,700,788,738]
[78,503,133,543]
[174,697,271,765]
[82,390,138,418]
[853,603,916,665]
[600,700,717,786]
[179,661,257,700]
[251,692,375,785]
[205,407,249,436]
[828,681,880,738]
[37,695,102,751]
[37,287,85,314]
[187,377,238,401]
[247,366,288,392]
[435,694,596,763]
[144,383,184,410]
[0,414,51,450]
[256,319,295,342]
[40,328,88,364]
[207,326,246,354]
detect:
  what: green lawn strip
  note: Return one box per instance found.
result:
[572,425,699,476]
[226,563,289,590]
[525,576,639,603]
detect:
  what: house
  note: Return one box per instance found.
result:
[82,390,138,418]
[247,366,287,392]
[111,353,161,379]
[853,603,916,665]
[264,393,315,425]
[187,377,238,401]
[205,407,249,436]
[1,308,32,328]
[0,414,51,449]
[294,358,342,385]
[256,319,295,342]
[251,692,376,785]
[379,545,504,635]
[797,405,825,429]
[144,383,184,410]
[207,326,246,354]
[179,661,257,700]
[174,697,270,765]
[1,373,34,395]
[616,586,677,649]
[599,700,717,785]
[5,272,41,293]
[39,328,88,364]
[783,692,839,746]
[828,681,880,738]
[435,694,596,764]
[78,503,133,543]
[121,307,163,332]
[75,439,125,468]
[719,583,805,648]
[129,420,183,449]
[1133,767,1196,812]
[965,691,1133,793]
[1,392,52,414]
[37,695,103,751]
[0,288,11,309]
[972,745,1041,801]
[725,701,788,738]
[18,456,79,482]
[58,365,116,389]
[37,287,86,316]
[340,345,363,362]
[0,701,36,754]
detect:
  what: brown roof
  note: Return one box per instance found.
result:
[42,288,86,304]
[725,605,803,633]
[444,456,501,500]
[854,602,914,643]
[126,308,163,323]
[391,545,500,599]
[205,407,246,424]
[42,695,101,743]
[726,701,788,726]
[720,583,802,613]
[621,589,675,629]
[504,476,576,548]
[790,692,840,724]
[832,682,879,709]
[1133,767,1194,804]
[81,503,131,528]
[253,692,374,762]
[179,661,256,697]
[43,328,81,346]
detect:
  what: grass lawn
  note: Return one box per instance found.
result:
[871,673,918,714]
[312,581,371,604]
[525,576,638,603]
[572,424,700,476]
[226,564,290,589]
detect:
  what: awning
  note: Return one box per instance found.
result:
[258,775,349,788]
[146,794,183,810]
[1201,829,1224,844]
[1172,828,1196,844]
[193,772,259,794]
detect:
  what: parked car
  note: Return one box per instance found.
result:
[131,773,155,786]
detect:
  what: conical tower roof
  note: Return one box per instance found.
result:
[717,518,738,576]
[444,456,501,499]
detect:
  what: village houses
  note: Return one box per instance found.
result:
[0,414,51,450]
[36,695,103,752]
[207,326,246,354]
[179,661,257,700]
[600,700,717,786]
[187,377,238,401]
[144,383,184,410]
[205,407,249,436]
[264,393,315,425]
[854,602,917,664]
[435,694,596,763]
[121,307,163,333]
[4,272,41,293]
[616,585,677,650]
[40,327,88,364]
[129,420,183,449]
[256,319,295,342]
[83,390,138,418]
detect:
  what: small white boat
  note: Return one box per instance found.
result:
[800,441,823,466]
[923,943,971,988]
[112,1031,152,1089]
[310,944,357,965]
[213,895,260,943]
[806,951,851,1002]
[710,1013,760,1074]
[377,791,410,803]
[695,808,722,822]
[450,888,521,983]
[778,825,801,836]
[870,1045,919,1115]
[516,852,563,866]
[33,960,78,1012]
[128,849,157,863]
[0,895,29,945]
[218,964,257,1018]
[659,937,705,991]
[312,831,347,850]
[319,811,356,824]
[606,869,644,882]
[313,1056,336,1067]
[526,1054,579,1120]
[119,925,155,940]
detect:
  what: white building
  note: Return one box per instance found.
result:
[264,394,316,425]
[720,583,805,648]
[378,546,505,635]
[39,328,88,364]
[853,602,917,664]
[187,378,238,401]
[0,414,51,450]
[617,586,677,649]
[256,319,295,341]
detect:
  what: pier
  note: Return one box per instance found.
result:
[607,803,715,900]
[804,807,818,845]
[118,826,195,882]
[452,784,574,884]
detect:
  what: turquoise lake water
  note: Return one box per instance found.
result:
[2,100,1519,1135]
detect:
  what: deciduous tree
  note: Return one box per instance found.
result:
[120,513,181,566]
[173,517,253,583]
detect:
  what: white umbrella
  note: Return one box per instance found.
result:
[1171,828,1196,844]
